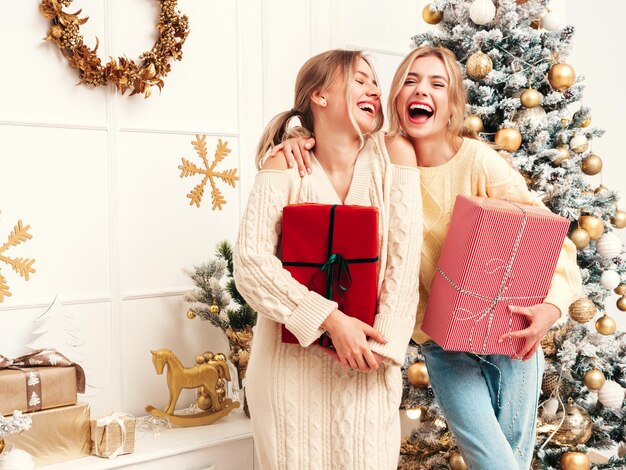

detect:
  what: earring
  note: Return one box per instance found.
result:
[320,97,327,106]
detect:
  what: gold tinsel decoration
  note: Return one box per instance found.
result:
[0,220,36,302]
[179,136,239,211]
[39,0,189,98]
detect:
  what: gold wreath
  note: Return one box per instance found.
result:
[39,0,190,98]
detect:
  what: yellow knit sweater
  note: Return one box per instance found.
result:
[413,137,582,343]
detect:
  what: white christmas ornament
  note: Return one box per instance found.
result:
[596,232,623,259]
[542,397,559,420]
[598,380,625,408]
[569,134,589,153]
[469,0,496,25]
[541,11,562,31]
[0,447,35,470]
[600,270,621,290]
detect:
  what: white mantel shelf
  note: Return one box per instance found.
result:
[40,411,254,470]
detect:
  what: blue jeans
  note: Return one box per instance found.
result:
[421,340,544,470]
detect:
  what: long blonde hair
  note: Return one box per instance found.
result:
[387,46,475,142]
[255,49,383,169]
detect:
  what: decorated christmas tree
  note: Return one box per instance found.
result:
[399,1,626,469]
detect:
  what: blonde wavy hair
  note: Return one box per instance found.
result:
[387,46,476,143]
[255,49,383,169]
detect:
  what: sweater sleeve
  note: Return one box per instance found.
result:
[476,144,582,317]
[368,165,423,366]
[233,170,338,347]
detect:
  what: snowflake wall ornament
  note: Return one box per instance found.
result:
[178,136,239,211]
[0,220,36,302]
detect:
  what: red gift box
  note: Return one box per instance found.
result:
[421,195,569,355]
[281,204,379,345]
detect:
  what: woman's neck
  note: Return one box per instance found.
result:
[312,121,361,173]
[411,133,462,167]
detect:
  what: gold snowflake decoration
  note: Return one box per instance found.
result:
[178,135,239,211]
[0,220,36,302]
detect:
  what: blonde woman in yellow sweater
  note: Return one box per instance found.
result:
[234,49,423,470]
[275,47,581,470]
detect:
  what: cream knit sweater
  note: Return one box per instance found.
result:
[413,137,582,343]
[234,132,422,470]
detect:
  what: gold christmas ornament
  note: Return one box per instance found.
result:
[203,352,215,362]
[578,215,604,240]
[594,185,609,195]
[407,361,430,388]
[581,154,603,175]
[520,88,542,108]
[568,297,596,323]
[210,304,220,314]
[495,128,523,152]
[39,0,189,98]
[422,4,444,24]
[569,228,590,250]
[580,117,592,128]
[554,145,571,165]
[449,452,469,470]
[0,220,36,303]
[569,134,589,153]
[561,452,590,470]
[595,315,616,335]
[466,51,493,80]
[548,63,576,92]
[552,400,593,447]
[597,380,626,408]
[542,373,562,396]
[583,368,606,391]
[464,115,484,132]
[596,232,622,258]
[186,310,196,319]
[196,394,212,410]
[195,354,206,364]
[179,136,239,211]
[611,210,626,229]
[469,0,496,26]
[617,296,626,311]
[615,284,626,295]
[213,353,227,362]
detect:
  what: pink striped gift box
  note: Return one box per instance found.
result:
[422,195,569,355]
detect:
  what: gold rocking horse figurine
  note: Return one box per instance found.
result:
[146,348,240,426]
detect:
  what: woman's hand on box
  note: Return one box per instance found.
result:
[499,303,560,361]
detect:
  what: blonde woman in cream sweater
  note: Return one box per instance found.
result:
[277,47,581,470]
[233,50,422,470]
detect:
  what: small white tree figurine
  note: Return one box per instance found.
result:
[0,411,34,469]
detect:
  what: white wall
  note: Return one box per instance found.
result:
[0,0,624,419]
[0,0,418,418]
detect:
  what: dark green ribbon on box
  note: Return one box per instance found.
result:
[283,205,378,347]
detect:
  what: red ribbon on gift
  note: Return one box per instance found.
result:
[0,348,86,412]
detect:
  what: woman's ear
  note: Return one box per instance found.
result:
[311,90,327,107]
